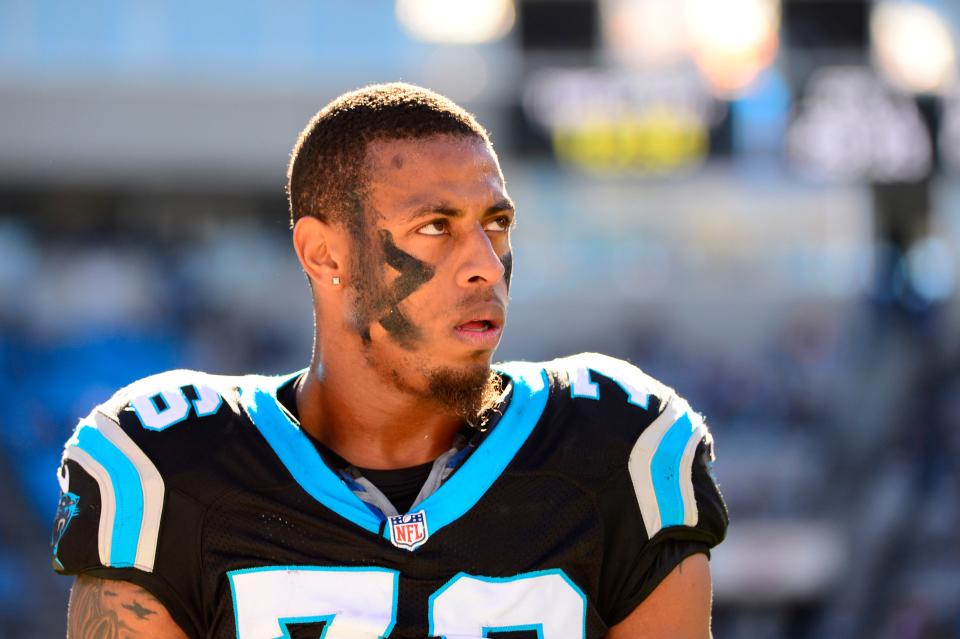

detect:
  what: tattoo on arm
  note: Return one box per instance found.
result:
[68,576,136,639]
[68,575,185,639]
[121,600,158,621]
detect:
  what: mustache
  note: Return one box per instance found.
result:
[455,288,506,310]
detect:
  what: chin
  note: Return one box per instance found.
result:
[424,361,500,421]
[429,353,492,384]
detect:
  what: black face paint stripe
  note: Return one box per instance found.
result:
[380,230,436,301]
[378,307,421,350]
[376,230,436,347]
[500,251,513,291]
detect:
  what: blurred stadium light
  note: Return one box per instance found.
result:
[600,0,689,68]
[600,0,780,96]
[871,1,957,95]
[684,0,780,96]
[395,0,516,45]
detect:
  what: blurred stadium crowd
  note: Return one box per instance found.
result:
[1,1,960,637]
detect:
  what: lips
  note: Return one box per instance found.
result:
[454,302,504,331]
[456,319,497,332]
[452,304,505,348]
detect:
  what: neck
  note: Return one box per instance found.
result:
[295,349,466,470]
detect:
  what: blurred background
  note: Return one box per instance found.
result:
[1,0,959,637]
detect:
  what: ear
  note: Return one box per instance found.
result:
[292,216,346,287]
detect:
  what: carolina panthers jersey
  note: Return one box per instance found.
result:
[51,353,728,639]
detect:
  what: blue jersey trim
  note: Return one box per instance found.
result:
[239,373,384,534]
[483,623,544,639]
[71,423,144,567]
[240,362,550,546]
[277,614,334,639]
[400,361,550,540]
[650,411,694,528]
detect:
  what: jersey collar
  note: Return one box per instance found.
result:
[238,362,550,544]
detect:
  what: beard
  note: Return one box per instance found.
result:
[369,349,503,425]
[425,364,502,424]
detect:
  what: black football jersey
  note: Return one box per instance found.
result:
[51,353,728,639]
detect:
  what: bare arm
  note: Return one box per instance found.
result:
[605,553,713,639]
[67,575,189,639]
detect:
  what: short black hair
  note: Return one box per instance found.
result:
[287,82,491,232]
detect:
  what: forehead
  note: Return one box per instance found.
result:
[364,135,506,217]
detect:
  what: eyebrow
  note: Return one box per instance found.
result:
[405,198,515,222]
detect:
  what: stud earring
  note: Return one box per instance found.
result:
[332,276,341,286]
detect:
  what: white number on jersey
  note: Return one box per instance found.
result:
[559,353,654,409]
[430,569,586,639]
[229,566,399,639]
[228,566,586,639]
[130,384,222,431]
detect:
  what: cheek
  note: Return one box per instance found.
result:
[400,283,444,322]
[345,245,392,342]
[500,252,513,289]
[402,284,459,340]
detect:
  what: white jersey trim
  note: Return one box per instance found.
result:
[95,410,165,572]
[627,395,707,539]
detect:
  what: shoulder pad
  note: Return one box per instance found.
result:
[545,352,674,413]
[57,370,239,571]
[626,393,712,539]
[100,369,234,430]
[60,407,166,571]
[543,354,719,540]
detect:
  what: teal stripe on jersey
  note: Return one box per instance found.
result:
[72,423,144,566]
[650,412,695,529]
[242,363,550,546]
[411,361,550,537]
[242,377,384,534]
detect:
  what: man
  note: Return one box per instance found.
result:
[52,83,727,639]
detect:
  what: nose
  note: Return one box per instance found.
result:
[455,224,506,288]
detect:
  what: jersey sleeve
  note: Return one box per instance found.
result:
[596,389,729,626]
[51,388,210,639]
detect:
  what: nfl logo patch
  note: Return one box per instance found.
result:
[389,510,429,551]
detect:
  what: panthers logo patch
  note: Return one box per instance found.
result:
[51,491,80,570]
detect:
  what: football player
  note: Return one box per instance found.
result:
[52,83,727,639]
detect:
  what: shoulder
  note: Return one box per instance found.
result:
[499,354,727,626]
[54,369,289,575]
[60,368,285,508]
[96,368,241,428]
[63,370,241,477]
[498,352,681,445]
[543,352,675,412]
[498,353,724,539]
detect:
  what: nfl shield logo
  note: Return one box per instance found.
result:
[389,510,429,551]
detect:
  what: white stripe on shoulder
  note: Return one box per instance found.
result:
[679,411,709,528]
[627,395,707,539]
[94,410,165,572]
[62,446,115,567]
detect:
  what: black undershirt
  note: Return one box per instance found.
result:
[277,375,435,514]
